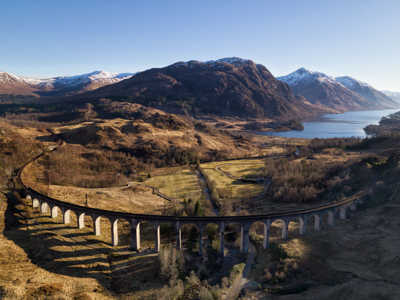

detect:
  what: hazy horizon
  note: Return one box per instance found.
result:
[1,0,399,90]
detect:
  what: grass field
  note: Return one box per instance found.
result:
[144,168,203,203]
[21,161,168,214]
[199,160,266,211]
[216,159,266,179]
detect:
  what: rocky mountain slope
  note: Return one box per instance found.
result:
[77,58,324,120]
[278,68,398,112]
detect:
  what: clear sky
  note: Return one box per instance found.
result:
[1,0,399,90]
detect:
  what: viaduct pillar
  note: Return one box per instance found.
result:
[78,212,85,229]
[314,214,321,231]
[281,219,289,240]
[62,208,71,224]
[93,215,101,236]
[198,224,204,256]
[40,202,49,214]
[130,219,141,251]
[339,206,347,219]
[111,218,119,247]
[328,210,335,226]
[154,222,161,253]
[263,220,271,249]
[219,222,225,256]
[51,206,58,218]
[299,216,306,235]
[176,221,182,250]
[240,223,250,253]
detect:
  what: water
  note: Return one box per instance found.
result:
[262,109,399,139]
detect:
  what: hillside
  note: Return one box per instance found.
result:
[37,100,276,169]
[278,68,397,112]
[77,58,325,120]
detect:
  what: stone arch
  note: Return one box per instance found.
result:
[26,194,32,203]
[112,217,131,247]
[50,205,61,219]
[223,222,241,244]
[62,208,78,227]
[179,222,201,253]
[286,218,301,238]
[107,217,119,247]
[89,215,118,246]
[130,220,158,251]
[313,213,321,231]
[75,212,95,232]
[40,201,49,215]
[202,222,220,252]
[32,198,40,209]
[298,215,307,235]
[270,218,289,240]
[339,205,347,220]
[76,211,87,229]
[236,222,252,253]
[249,220,267,248]
[91,214,102,236]
[327,209,335,226]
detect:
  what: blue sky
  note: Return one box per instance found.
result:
[1,0,399,90]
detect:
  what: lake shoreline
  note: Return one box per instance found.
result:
[257,109,399,139]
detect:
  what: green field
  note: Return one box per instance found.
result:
[199,159,265,202]
[145,168,203,202]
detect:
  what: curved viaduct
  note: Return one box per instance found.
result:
[19,150,363,256]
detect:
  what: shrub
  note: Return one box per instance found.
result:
[264,156,348,203]
[158,245,186,283]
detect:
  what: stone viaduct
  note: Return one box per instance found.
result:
[19,151,363,256]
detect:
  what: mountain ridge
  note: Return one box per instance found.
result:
[1,59,398,121]
[76,58,326,120]
[335,75,397,109]
[0,70,136,97]
[278,68,398,112]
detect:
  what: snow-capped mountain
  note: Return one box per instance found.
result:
[82,57,330,119]
[171,57,254,68]
[335,76,397,109]
[205,57,253,66]
[335,76,371,89]
[0,70,135,97]
[278,68,338,86]
[278,68,398,112]
[0,71,38,95]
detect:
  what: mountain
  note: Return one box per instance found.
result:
[78,58,324,120]
[0,72,38,95]
[0,70,135,97]
[278,68,370,112]
[278,68,398,112]
[335,76,397,109]
[382,90,400,103]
